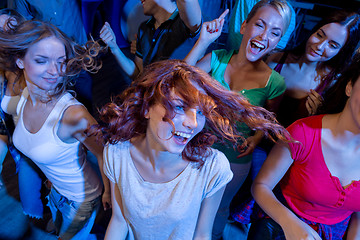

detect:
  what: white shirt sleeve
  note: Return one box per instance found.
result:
[204,149,233,198]
[103,144,117,183]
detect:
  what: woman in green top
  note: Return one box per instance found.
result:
[184,0,292,238]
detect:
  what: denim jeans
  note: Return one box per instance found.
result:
[17,150,103,220]
[47,187,101,240]
[18,154,45,219]
[248,217,286,240]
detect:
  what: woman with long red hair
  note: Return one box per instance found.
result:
[93,59,289,239]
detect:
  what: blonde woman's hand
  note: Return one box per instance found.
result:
[198,9,229,46]
[306,89,323,116]
[100,22,118,50]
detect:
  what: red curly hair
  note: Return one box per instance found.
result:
[93,60,289,165]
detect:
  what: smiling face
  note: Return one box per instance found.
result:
[240,6,284,62]
[145,88,206,154]
[305,23,348,63]
[17,36,66,92]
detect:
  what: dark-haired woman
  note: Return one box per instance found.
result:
[251,52,360,239]
[267,10,360,127]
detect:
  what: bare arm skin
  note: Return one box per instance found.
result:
[60,105,111,210]
[184,10,229,71]
[193,187,226,240]
[176,0,202,34]
[100,22,142,78]
[105,182,128,240]
[347,212,360,240]
[252,142,321,240]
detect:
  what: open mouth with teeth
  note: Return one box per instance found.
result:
[173,131,192,144]
[250,40,265,54]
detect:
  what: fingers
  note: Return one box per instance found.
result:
[100,22,110,35]
[100,22,115,44]
[102,193,112,211]
[236,140,256,158]
[100,31,113,42]
[205,19,221,33]
[103,202,108,211]
[306,99,317,116]
[130,34,137,54]
[310,89,324,104]
[103,201,111,211]
[130,40,137,55]
[306,90,323,115]
[204,9,229,34]
[237,146,253,158]
[218,9,229,21]
[305,99,312,115]
[205,20,220,33]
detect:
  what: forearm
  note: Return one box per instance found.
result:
[253,130,264,145]
[105,182,129,240]
[252,182,300,228]
[104,215,128,240]
[193,236,210,240]
[184,39,210,66]
[347,212,360,240]
[109,45,139,78]
[193,187,225,240]
[97,156,110,194]
[177,0,202,33]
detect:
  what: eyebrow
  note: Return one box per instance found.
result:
[259,18,282,31]
[35,55,66,60]
[319,29,342,47]
[171,98,185,103]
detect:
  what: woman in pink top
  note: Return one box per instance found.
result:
[251,52,360,239]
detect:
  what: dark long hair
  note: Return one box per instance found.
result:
[321,50,360,114]
[92,60,290,165]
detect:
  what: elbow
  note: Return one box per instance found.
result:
[177,0,193,4]
[251,181,258,200]
[130,68,140,80]
[251,181,268,202]
[193,235,211,240]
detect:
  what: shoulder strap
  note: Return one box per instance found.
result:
[273,52,289,74]
[54,93,82,124]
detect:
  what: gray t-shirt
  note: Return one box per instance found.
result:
[104,141,233,240]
